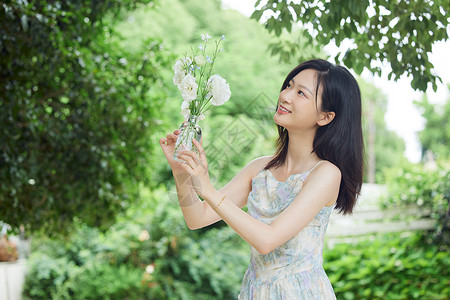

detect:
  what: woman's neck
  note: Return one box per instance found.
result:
[283,129,320,174]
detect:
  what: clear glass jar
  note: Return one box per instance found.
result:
[173,115,202,162]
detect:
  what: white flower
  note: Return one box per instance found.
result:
[201,33,211,41]
[221,34,226,41]
[173,72,185,87]
[181,100,190,110]
[119,58,128,65]
[194,55,206,67]
[207,74,231,106]
[198,114,205,121]
[180,74,198,102]
[145,264,155,274]
[180,100,191,117]
[181,99,192,120]
[172,57,192,87]
[173,57,192,74]
[181,108,190,119]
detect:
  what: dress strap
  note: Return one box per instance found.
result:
[308,160,323,173]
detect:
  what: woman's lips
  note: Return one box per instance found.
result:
[277,105,291,114]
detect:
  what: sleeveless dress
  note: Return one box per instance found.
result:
[238,162,336,300]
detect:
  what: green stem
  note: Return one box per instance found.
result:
[198,95,212,115]
[200,102,214,115]
[190,37,224,116]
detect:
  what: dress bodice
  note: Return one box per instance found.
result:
[239,165,336,299]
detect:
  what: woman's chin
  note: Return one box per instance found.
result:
[273,114,284,126]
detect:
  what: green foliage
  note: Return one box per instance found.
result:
[266,29,325,64]
[25,202,450,300]
[23,187,249,299]
[415,93,450,160]
[116,0,296,189]
[252,0,449,91]
[117,0,407,188]
[23,254,76,299]
[359,80,407,182]
[381,163,450,241]
[24,252,144,300]
[325,231,449,299]
[0,0,172,234]
[117,0,295,112]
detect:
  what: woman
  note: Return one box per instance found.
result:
[159,59,364,299]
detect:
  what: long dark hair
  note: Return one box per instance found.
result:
[264,59,364,214]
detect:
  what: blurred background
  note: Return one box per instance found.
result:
[0,0,448,299]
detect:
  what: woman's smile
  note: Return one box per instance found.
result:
[277,105,291,114]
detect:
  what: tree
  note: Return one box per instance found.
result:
[116,0,303,190]
[251,0,449,91]
[359,80,406,183]
[118,0,407,188]
[415,92,450,160]
[0,0,171,234]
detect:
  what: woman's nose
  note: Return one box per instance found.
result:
[280,90,293,104]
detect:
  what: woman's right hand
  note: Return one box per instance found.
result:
[159,128,185,172]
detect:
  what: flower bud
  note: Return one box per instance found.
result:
[194,55,206,67]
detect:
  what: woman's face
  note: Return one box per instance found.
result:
[274,69,324,132]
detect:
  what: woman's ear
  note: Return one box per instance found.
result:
[317,111,335,126]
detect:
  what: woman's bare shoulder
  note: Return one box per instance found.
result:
[244,155,274,178]
[308,160,341,182]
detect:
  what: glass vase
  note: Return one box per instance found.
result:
[173,115,202,162]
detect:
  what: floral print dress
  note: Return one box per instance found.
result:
[239,162,336,300]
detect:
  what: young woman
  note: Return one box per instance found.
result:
[159,59,364,299]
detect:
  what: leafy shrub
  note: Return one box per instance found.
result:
[23,224,144,300]
[23,186,249,299]
[70,262,144,300]
[324,231,449,299]
[24,254,75,299]
[24,184,450,299]
[380,163,450,241]
[0,0,172,235]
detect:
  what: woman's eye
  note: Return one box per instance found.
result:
[298,90,305,96]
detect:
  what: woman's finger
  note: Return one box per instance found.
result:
[177,153,199,169]
[178,161,194,175]
[193,139,207,162]
[166,133,178,143]
[180,150,200,161]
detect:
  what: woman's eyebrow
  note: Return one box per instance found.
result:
[291,79,314,96]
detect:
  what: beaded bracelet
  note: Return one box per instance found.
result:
[216,195,226,209]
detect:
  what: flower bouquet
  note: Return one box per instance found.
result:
[172,33,231,162]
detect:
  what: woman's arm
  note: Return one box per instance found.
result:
[172,157,258,229]
[177,139,341,254]
[160,129,266,229]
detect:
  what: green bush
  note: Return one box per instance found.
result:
[325,231,449,299]
[23,254,74,299]
[23,223,145,300]
[0,0,172,234]
[23,186,249,299]
[381,163,450,241]
[24,185,449,299]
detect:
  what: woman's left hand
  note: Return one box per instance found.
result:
[176,139,214,199]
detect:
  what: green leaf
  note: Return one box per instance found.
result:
[250,9,264,21]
